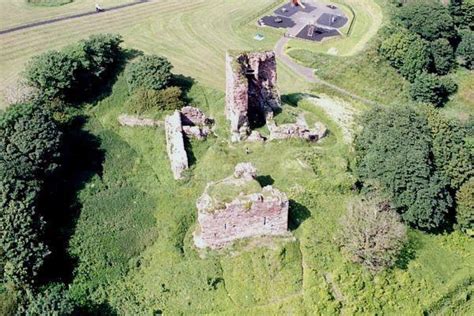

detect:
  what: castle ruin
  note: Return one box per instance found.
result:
[193,163,289,249]
[226,51,280,142]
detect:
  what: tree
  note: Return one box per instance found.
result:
[354,106,452,230]
[455,178,474,235]
[423,106,473,189]
[431,38,455,75]
[379,30,431,81]
[0,103,62,287]
[125,55,173,92]
[409,72,453,106]
[24,50,79,100]
[339,196,407,272]
[397,2,456,41]
[457,30,474,69]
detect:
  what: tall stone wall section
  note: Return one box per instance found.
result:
[164,111,188,180]
[225,51,280,142]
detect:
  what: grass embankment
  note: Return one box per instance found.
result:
[63,72,474,314]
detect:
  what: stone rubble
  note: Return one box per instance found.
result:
[268,113,328,142]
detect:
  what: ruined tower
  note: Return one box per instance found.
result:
[193,163,289,249]
[225,51,281,142]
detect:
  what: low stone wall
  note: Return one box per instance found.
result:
[164,111,189,180]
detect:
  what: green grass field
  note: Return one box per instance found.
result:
[1,0,473,313]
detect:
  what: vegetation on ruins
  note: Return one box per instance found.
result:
[339,196,407,272]
[126,86,185,116]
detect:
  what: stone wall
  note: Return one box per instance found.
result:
[194,163,289,249]
[164,111,189,180]
[225,51,280,142]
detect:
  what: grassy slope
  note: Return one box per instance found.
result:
[66,72,474,314]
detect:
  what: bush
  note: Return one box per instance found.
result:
[409,73,453,106]
[125,55,173,92]
[430,38,455,75]
[126,86,184,115]
[354,106,452,230]
[379,30,431,81]
[456,30,474,69]
[396,2,456,41]
[339,197,407,272]
[455,178,474,235]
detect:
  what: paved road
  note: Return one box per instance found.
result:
[274,37,378,106]
[0,0,149,35]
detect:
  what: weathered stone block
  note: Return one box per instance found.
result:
[165,111,189,180]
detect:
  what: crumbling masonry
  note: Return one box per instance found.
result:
[193,163,289,249]
[226,51,280,142]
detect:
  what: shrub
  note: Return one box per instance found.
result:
[455,178,474,235]
[456,30,474,69]
[125,55,173,92]
[20,283,75,315]
[430,38,455,75]
[24,50,79,100]
[379,30,431,81]
[339,196,407,272]
[126,86,184,115]
[396,2,456,41]
[354,106,452,230]
[0,103,62,287]
[409,73,453,106]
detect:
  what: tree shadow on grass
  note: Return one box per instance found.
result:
[288,200,311,231]
[38,115,105,285]
[74,301,118,315]
[281,93,306,107]
[395,233,420,270]
[171,74,196,104]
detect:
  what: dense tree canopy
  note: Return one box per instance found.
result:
[449,0,474,30]
[24,34,123,102]
[396,1,456,41]
[379,30,431,81]
[0,103,62,287]
[354,106,452,230]
[125,55,173,92]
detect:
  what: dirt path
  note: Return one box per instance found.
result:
[275,37,378,107]
[0,0,149,35]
